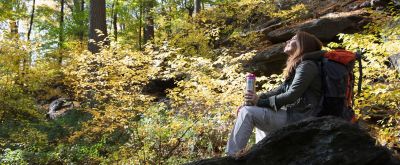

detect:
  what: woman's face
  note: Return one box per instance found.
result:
[284,35,298,55]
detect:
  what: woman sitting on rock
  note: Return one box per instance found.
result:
[226,31,324,156]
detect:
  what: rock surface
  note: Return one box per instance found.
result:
[389,53,400,72]
[248,43,287,76]
[248,10,369,75]
[187,117,400,165]
[274,0,341,10]
[47,98,74,119]
[371,0,391,9]
[352,0,400,10]
[266,14,367,43]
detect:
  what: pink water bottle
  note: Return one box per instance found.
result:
[245,73,256,106]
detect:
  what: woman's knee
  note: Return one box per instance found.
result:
[238,106,257,116]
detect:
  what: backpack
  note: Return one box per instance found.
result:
[315,49,363,123]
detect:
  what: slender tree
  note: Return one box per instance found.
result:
[194,0,201,16]
[80,0,85,47]
[59,0,65,64]
[113,11,118,42]
[88,0,108,53]
[139,0,143,50]
[24,0,36,78]
[27,0,35,40]
[111,0,118,41]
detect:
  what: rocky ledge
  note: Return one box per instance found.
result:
[187,117,400,165]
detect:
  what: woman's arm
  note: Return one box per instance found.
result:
[256,84,284,107]
[260,61,318,110]
[259,83,285,99]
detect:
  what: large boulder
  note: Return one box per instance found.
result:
[370,0,399,9]
[389,53,400,72]
[47,98,74,119]
[187,117,400,165]
[266,11,369,43]
[351,0,400,10]
[275,0,341,10]
[247,43,287,76]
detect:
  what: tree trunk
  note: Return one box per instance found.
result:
[88,0,108,53]
[138,0,143,50]
[10,0,21,84]
[113,12,118,42]
[143,16,154,43]
[25,0,36,78]
[9,19,19,78]
[27,0,35,41]
[59,0,65,65]
[184,0,194,17]
[143,0,155,43]
[194,0,201,16]
[80,0,85,48]
[112,0,118,41]
[166,12,171,38]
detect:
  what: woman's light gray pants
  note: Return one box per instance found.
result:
[226,106,287,156]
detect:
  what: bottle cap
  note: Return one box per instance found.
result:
[247,73,256,78]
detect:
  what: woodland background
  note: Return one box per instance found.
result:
[0,0,399,164]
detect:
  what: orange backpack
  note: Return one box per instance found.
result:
[316,49,363,123]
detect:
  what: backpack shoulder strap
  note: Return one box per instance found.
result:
[356,49,363,95]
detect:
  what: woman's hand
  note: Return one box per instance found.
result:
[244,90,259,105]
[236,91,259,116]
